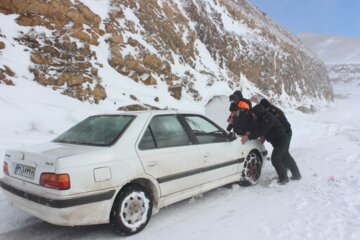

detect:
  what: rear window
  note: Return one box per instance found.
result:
[54,115,135,146]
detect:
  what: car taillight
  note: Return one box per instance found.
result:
[3,161,9,176]
[40,173,70,190]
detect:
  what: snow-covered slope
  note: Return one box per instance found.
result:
[299,33,360,64]
[299,33,360,87]
[0,0,332,112]
[0,68,358,240]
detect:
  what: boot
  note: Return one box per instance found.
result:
[290,175,302,181]
[277,177,289,185]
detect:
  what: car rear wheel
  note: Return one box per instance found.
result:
[239,151,262,186]
[110,184,153,235]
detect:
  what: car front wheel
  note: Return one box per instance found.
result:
[239,151,262,186]
[110,184,153,235]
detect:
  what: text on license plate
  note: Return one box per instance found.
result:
[14,164,35,179]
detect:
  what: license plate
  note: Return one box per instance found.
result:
[14,164,35,179]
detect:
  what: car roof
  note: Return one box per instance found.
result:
[92,109,203,117]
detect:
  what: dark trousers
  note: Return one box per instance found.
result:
[287,128,292,141]
[271,134,301,181]
[284,129,293,171]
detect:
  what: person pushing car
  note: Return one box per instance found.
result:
[241,104,301,184]
[260,98,292,139]
[226,90,252,135]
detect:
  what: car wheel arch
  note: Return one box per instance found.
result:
[110,177,160,219]
[249,149,262,162]
[130,178,160,211]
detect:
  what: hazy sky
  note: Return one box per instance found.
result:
[248,0,360,39]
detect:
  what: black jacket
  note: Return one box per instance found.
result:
[267,105,291,134]
[232,109,253,135]
[248,105,287,144]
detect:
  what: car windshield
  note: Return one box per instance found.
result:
[54,115,135,146]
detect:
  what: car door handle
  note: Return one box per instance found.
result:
[147,161,159,167]
[202,152,209,158]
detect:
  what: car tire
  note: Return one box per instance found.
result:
[239,151,262,186]
[110,184,153,235]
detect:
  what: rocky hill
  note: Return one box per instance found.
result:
[299,33,360,87]
[0,0,333,110]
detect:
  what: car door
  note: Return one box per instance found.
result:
[181,114,243,184]
[136,114,203,197]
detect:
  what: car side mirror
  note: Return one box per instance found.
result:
[228,132,237,141]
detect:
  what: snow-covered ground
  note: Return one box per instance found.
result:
[0,79,359,239]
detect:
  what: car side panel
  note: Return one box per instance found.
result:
[198,139,245,184]
[137,145,203,197]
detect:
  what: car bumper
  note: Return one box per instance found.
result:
[0,178,116,226]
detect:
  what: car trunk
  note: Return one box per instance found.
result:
[4,142,95,185]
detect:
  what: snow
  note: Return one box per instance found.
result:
[0,73,359,239]
[299,33,360,64]
[0,1,359,239]
[78,0,110,20]
[0,14,34,82]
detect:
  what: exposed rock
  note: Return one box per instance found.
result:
[127,38,138,47]
[146,37,155,43]
[118,104,161,111]
[130,95,138,101]
[296,105,316,113]
[124,59,146,74]
[0,78,15,86]
[110,34,123,43]
[3,65,15,77]
[144,75,157,85]
[0,66,15,86]
[31,53,53,65]
[166,74,180,86]
[72,30,98,46]
[0,0,106,103]
[0,41,5,49]
[168,85,182,100]
[31,68,64,86]
[93,84,107,103]
[109,55,124,66]
[61,72,86,86]
[42,45,60,57]
[143,54,164,72]
[0,0,333,106]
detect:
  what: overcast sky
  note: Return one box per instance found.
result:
[248,0,360,39]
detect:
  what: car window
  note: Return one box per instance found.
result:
[184,115,228,144]
[139,127,156,150]
[54,115,134,146]
[141,115,191,149]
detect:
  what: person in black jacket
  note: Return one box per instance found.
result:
[227,102,253,135]
[241,104,301,184]
[260,99,292,139]
[260,98,298,176]
[227,90,253,135]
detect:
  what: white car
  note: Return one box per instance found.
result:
[0,110,267,235]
